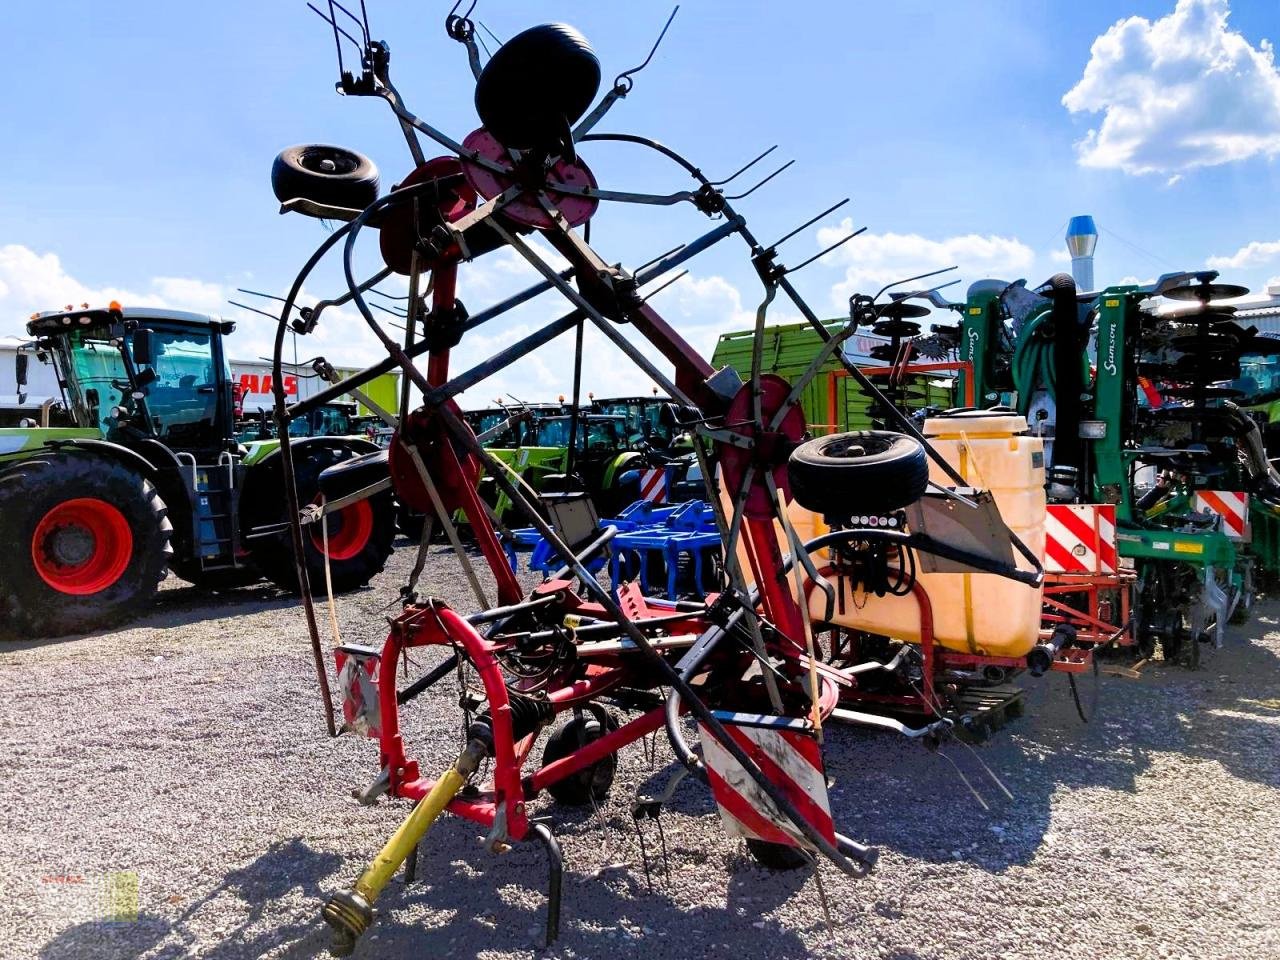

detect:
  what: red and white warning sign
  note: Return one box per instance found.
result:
[334,646,382,738]
[699,712,834,850]
[1194,491,1248,540]
[639,467,668,504]
[1045,504,1117,575]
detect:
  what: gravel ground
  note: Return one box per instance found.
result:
[2,541,1279,960]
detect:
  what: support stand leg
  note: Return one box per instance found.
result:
[531,823,563,946]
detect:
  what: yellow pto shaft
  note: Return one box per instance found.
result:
[323,740,485,956]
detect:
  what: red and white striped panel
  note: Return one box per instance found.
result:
[334,647,381,739]
[698,714,834,851]
[1044,504,1117,575]
[1194,491,1248,540]
[639,467,667,504]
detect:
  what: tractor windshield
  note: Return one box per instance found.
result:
[133,328,224,449]
[57,329,132,433]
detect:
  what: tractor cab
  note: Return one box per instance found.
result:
[27,305,238,459]
[588,395,680,448]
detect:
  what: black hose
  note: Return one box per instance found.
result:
[1045,273,1084,475]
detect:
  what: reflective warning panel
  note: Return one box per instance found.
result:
[334,646,382,738]
[1194,491,1248,541]
[1045,504,1117,575]
[698,712,834,850]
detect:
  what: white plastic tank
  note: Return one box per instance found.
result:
[771,412,1046,657]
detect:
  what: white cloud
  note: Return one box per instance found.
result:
[1062,0,1280,175]
[0,242,768,410]
[1207,238,1280,269]
[815,221,1036,309]
[1049,249,1072,264]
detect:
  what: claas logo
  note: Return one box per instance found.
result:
[239,373,298,396]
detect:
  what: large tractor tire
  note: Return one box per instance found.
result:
[250,446,395,595]
[170,558,261,592]
[0,453,172,637]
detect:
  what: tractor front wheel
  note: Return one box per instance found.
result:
[251,449,396,595]
[0,453,172,637]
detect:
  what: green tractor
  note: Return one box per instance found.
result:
[0,304,396,637]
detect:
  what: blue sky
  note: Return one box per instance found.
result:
[2,0,1278,401]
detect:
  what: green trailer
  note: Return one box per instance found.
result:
[710,319,954,434]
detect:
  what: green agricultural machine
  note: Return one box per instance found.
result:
[711,319,955,435]
[958,270,1280,664]
[0,304,395,637]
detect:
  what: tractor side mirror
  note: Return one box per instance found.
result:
[133,328,156,366]
[15,352,28,388]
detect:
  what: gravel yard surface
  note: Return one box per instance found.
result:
[2,543,1279,960]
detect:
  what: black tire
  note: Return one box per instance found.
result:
[474,24,601,155]
[787,430,929,517]
[396,501,427,542]
[745,838,810,871]
[541,709,618,806]
[0,453,171,637]
[250,448,396,595]
[271,144,379,210]
[170,559,261,591]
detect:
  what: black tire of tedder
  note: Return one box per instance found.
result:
[474,24,601,155]
[745,838,811,871]
[541,708,619,806]
[271,144,379,210]
[787,430,929,517]
[0,453,172,637]
[250,448,396,595]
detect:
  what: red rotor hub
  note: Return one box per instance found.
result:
[717,375,807,519]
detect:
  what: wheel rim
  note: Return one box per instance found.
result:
[823,434,895,460]
[31,498,133,595]
[300,146,359,176]
[311,499,375,561]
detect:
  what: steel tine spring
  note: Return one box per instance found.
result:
[306,1,345,77]
[227,300,283,322]
[781,226,867,277]
[477,20,503,48]
[308,3,364,59]
[447,0,478,23]
[615,6,679,90]
[710,145,778,187]
[725,159,795,200]
[237,287,289,304]
[371,301,408,321]
[368,288,411,302]
[872,264,958,305]
[766,198,850,252]
[640,270,689,302]
[328,0,370,46]
[937,747,990,811]
[886,277,962,306]
[634,242,686,274]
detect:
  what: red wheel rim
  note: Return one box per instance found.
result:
[311,498,375,562]
[31,497,134,595]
